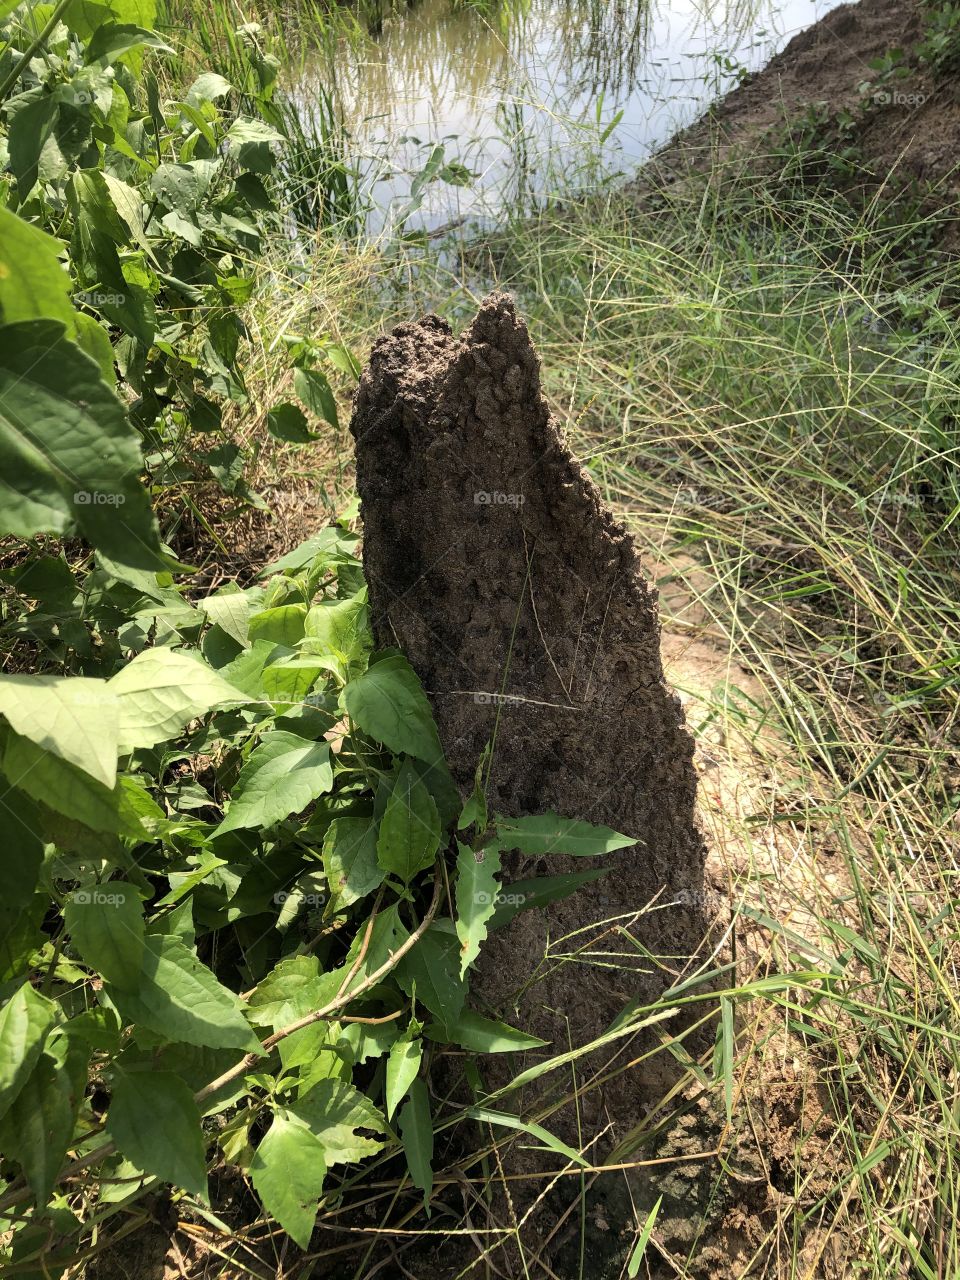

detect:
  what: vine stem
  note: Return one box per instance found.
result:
[0,0,73,102]
[0,868,444,1215]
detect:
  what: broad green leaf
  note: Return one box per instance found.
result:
[290,1078,386,1166]
[84,21,172,66]
[215,733,333,836]
[322,817,384,907]
[7,94,58,202]
[0,319,165,569]
[394,923,466,1024]
[294,367,338,429]
[63,881,144,991]
[257,527,348,577]
[464,1106,588,1167]
[186,71,232,105]
[0,1049,78,1202]
[260,657,325,706]
[303,592,369,677]
[149,159,219,215]
[0,985,56,1122]
[74,313,116,384]
[0,208,74,330]
[247,604,308,647]
[108,1069,206,1196]
[343,653,443,763]
[267,402,316,443]
[0,675,117,788]
[376,760,440,884]
[2,789,44,910]
[64,0,157,40]
[200,589,250,647]
[492,813,637,857]
[247,956,339,1029]
[105,934,261,1052]
[385,1031,422,1122]
[454,840,501,977]
[425,1010,547,1054]
[399,1079,433,1210]
[68,170,155,345]
[2,732,126,833]
[108,648,247,752]
[226,117,283,146]
[250,1110,326,1249]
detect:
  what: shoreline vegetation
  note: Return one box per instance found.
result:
[1,0,959,1276]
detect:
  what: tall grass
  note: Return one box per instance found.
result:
[239,134,960,1276]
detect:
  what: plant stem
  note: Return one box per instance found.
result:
[0,0,73,102]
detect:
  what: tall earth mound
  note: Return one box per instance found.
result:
[351,293,710,1134]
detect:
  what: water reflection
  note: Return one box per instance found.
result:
[294,0,842,231]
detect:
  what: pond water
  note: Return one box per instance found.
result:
[296,0,843,233]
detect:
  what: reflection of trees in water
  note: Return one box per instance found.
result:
[318,0,655,131]
[321,0,767,135]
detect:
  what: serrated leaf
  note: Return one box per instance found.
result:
[492,812,637,857]
[108,1068,206,1196]
[215,732,333,836]
[247,956,339,1029]
[425,1010,547,1054]
[0,984,56,1122]
[322,817,384,907]
[250,1110,326,1249]
[0,674,118,788]
[454,840,501,977]
[399,1078,432,1210]
[376,759,440,884]
[105,934,261,1052]
[290,1077,386,1166]
[343,653,443,763]
[108,647,247,752]
[385,1031,422,1122]
[63,881,144,991]
[0,319,165,569]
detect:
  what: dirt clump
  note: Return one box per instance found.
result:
[351,294,712,1135]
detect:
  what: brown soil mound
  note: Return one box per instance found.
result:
[350,291,712,1068]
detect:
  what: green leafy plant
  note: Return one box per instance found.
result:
[0,522,633,1268]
